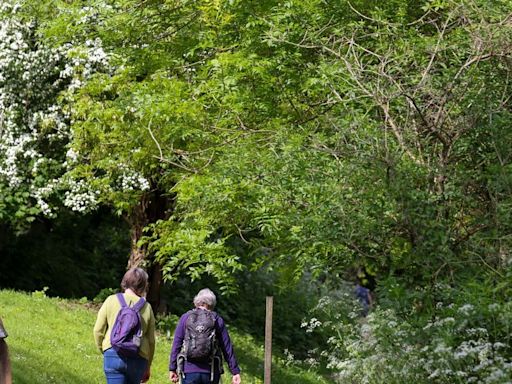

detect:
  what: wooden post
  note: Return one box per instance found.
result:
[264,296,273,384]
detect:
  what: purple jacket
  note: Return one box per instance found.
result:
[169,309,241,375]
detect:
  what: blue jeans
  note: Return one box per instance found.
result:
[182,372,220,384]
[103,348,147,384]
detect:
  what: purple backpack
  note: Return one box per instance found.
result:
[110,293,146,357]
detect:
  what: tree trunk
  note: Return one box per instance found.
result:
[126,188,172,313]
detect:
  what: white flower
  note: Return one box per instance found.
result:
[458,304,475,315]
[66,148,79,162]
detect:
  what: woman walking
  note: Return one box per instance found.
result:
[94,268,156,383]
[169,288,241,384]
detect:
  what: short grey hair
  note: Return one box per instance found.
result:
[193,288,217,309]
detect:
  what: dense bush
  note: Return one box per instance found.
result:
[302,274,512,383]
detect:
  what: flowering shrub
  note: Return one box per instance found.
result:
[0,2,69,223]
[0,1,152,225]
[301,281,512,383]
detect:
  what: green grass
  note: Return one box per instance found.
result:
[0,290,332,384]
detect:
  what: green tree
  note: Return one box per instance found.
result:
[26,0,512,301]
[147,0,512,297]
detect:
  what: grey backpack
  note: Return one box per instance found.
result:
[182,308,218,362]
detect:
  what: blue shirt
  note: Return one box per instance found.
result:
[169,309,241,375]
[355,284,370,306]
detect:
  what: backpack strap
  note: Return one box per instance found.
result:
[116,292,128,308]
[132,297,146,312]
[116,293,145,312]
[211,311,220,381]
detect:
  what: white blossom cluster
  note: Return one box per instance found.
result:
[62,37,109,92]
[0,4,68,217]
[63,179,99,212]
[300,317,322,333]
[31,181,57,216]
[116,165,151,192]
[64,148,79,165]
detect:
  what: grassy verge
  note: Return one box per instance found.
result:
[0,290,332,384]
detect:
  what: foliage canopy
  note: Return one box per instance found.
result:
[2,0,512,298]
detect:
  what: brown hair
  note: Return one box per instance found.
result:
[120,268,149,296]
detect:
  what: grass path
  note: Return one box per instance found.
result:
[0,290,332,384]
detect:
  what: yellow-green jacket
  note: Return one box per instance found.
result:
[93,293,155,364]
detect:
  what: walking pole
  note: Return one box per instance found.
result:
[264,296,273,384]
